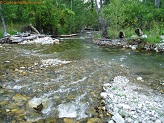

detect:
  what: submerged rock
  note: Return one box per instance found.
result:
[87,118,102,123]
[12,93,27,105]
[28,97,48,111]
[63,118,74,123]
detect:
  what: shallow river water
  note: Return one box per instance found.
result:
[0,32,164,122]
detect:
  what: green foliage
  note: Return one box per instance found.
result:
[144,28,161,43]
[93,33,101,39]
[102,0,164,43]
[103,0,126,31]
[0,0,98,35]
[0,23,20,38]
[0,0,163,40]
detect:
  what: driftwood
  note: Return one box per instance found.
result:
[54,34,77,38]
[0,24,45,44]
[0,34,40,44]
[29,24,40,34]
[11,35,38,43]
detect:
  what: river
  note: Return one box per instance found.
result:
[0,32,163,122]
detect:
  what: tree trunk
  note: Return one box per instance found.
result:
[155,0,160,8]
[95,0,109,38]
[0,5,9,37]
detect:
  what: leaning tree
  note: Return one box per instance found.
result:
[0,5,9,37]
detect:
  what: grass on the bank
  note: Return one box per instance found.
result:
[143,29,162,43]
[94,27,163,44]
[0,23,21,38]
[1,23,163,44]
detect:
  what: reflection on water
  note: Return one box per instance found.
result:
[0,34,163,122]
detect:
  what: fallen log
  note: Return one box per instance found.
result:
[0,34,47,44]
[11,35,38,43]
[54,34,77,38]
[29,24,40,34]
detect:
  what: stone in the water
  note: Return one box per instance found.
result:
[12,94,27,105]
[6,109,10,112]
[33,103,43,112]
[28,97,43,108]
[112,113,125,123]
[100,92,108,98]
[131,45,137,50]
[87,118,102,123]
[57,103,77,118]
[63,118,74,123]
[4,61,10,63]
[137,76,143,81]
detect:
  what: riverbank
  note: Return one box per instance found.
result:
[99,76,164,123]
[93,38,164,52]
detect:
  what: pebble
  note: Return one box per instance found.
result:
[108,120,114,123]
[133,120,139,123]
[4,61,10,63]
[100,92,108,98]
[137,76,143,81]
[112,113,125,123]
[20,66,26,69]
[118,104,131,110]
[6,109,10,112]
[126,118,132,123]
[159,117,164,123]
[155,119,161,123]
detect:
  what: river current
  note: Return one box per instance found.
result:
[0,32,163,122]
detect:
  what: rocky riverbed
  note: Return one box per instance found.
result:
[100,76,164,123]
[0,36,164,123]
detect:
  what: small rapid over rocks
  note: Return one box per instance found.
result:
[0,32,163,122]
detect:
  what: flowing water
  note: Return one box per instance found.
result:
[0,32,164,122]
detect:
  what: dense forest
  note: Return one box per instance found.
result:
[0,0,164,41]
